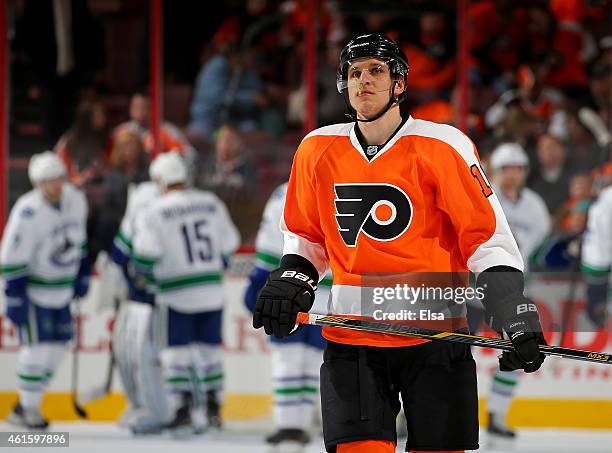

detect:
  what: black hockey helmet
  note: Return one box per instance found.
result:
[336,33,410,122]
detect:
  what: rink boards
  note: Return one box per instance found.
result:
[0,259,610,429]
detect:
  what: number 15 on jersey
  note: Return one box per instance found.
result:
[180,220,212,263]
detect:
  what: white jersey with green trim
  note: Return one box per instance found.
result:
[132,188,240,313]
[494,185,551,265]
[256,182,332,314]
[582,186,612,276]
[113,181,161,259]
[0,183,87,308]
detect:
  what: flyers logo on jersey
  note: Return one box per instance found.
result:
[334,183,413,247]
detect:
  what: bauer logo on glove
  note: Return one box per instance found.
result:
[279,270,318,291]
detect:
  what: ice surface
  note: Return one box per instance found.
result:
[1,422,611,453]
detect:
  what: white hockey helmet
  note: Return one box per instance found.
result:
[28,151,67,184]
[149,151,187,187]
[490,143,529,171]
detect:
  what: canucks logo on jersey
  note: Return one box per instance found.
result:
[50,235,78,268]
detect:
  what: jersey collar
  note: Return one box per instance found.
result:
[349,115,415,163]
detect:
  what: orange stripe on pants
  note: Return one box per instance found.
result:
[337,440,396,453]
[336,440,465,453]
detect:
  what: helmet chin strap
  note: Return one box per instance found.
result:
[344,80,401,123]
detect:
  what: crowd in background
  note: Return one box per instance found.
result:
[6,0,612,272]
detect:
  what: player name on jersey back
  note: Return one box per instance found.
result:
[133,189,240,313]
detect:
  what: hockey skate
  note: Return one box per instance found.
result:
[190,405,207,435]
[266,428,310,453]
[164,393,194,437]
[117,405,142,428]
[128,409,167,435]
[206,390,222,430]
[487,412,516,439]
[6,402,49,430]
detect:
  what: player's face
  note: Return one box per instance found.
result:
[130,94,150,127]
[118,136,143,165]
[215,126,241,161]
[499,165,527,190]
[346,58,404,119]
[38,176,65,204]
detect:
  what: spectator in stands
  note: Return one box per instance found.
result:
[536,171,592,271]
[198,123,256,198]
[112,92,195,157]
[92,129,150,258]
[54,100,108,188]
[589,59,612,131]
[591,149,612,196]
[411,99,455,125]
[468,0,528,89]
[288,41,347,128]
[187,43,267,142]
[485,63,566,141]
[198,123,258,242]
[279,0,345,49]
[557,173,592,235]
[565,109,609,173]
[524,4,557,65]
[546,0,597,91]
[528,133,574,214]
[402,10,456,103]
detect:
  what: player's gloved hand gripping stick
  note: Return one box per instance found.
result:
[254,260,610,366]
[294,312,612,365]
[253,267,317,339]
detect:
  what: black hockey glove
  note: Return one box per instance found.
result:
[499,298,546,373]
[489,296,547,373]
[253,268,317,339]
[478,267,546,373]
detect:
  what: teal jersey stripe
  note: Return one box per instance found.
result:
[320,277,333,287]
[158,273,222,292]
[256,251,281,268]
[493,374,518,387]
[581,263,611,277]
[1,263,28,273]
[200,372,224,383]
[17,373,46,382]
[1,263,28,276]
[115,230,133,251]
[28,275,75,287]
[274,385,318,395]
[166,376,190,384]
[132,254,157,267]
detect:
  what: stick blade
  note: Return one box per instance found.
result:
[72,399,88,419]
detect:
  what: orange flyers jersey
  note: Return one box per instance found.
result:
[281,116,523,347]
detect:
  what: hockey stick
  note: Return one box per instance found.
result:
[296,313,612,365]
[78,354,114,404]
[71,299,88,418]
[77,297,119,404]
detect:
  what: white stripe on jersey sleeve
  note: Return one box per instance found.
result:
[405,119,524,275]
[582,186,612,271]
[280,214,330,282]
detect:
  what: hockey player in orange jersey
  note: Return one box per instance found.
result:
[253,34,547,453]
